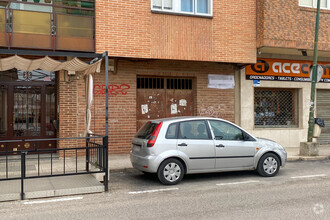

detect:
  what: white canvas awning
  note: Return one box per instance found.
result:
[0,55,102,75]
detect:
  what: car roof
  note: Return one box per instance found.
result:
[150,116,225,123]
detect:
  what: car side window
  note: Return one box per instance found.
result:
[178,120,210,140]
[209,120,244,141]
[166,123,177,139]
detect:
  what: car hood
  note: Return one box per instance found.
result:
[256,137,282,149]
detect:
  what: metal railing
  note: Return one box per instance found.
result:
[0,135,108,200]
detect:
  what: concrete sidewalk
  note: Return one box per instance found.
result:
[0,174,104,202]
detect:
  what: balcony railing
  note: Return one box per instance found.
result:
[0,1,94,52]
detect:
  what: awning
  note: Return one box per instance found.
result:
[0,55,102,75]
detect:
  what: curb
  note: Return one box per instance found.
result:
[287,156,330,162]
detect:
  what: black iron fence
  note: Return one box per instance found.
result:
[0,135,108,200]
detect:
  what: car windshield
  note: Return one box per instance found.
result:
[135,122,159,139]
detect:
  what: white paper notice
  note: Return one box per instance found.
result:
[208,74,235,89]
[171,104,178,114]
[141,104,148,114]
[179,99,187,106]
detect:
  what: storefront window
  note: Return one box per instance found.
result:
[0,86,7,137]
[254,88,298,128]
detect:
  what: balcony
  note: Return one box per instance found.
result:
[0,0,94,52]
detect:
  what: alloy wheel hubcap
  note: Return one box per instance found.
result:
[263,157,278,175]
[164,162,181,182]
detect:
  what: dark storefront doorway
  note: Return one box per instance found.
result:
[0,69,57,152]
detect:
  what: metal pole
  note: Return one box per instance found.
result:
[20,152,26,200]
[307,0,321,142]
[104,51,109,191]
[86,136,90,172]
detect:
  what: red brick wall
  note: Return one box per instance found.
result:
[85,59,236,154]
[95,0,256,63]
[257,0,330,50]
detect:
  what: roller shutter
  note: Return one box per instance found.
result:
[316,89,330,144]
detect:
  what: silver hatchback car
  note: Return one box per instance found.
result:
[130,117,287,185]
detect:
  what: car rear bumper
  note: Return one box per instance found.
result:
[130,152,159,173]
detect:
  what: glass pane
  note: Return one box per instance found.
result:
[135,122,159,139]
[54,7,94,16]
[197,0,209,13]
[14,86,41,137]
[10,2,52,13]
[0,9,5,32]
[0,86,7,137]
[46,86,56,136]
[164,0,172,10]
[54,0,94,9]
[320,0,327,8]
[13,10,51,34]
[57,14,93,38]
[166,123,177,139]
[181,0,193,12]
[153,0,162,9]
[0,1,9,8]
[300,0,313,6]
[179,120,209,139]
[0,8,5,46]
[209,120,243,141]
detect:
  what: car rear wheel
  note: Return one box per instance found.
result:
[157,158,184,185]
[257,153,280,177]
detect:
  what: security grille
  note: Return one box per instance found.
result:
[254,88,298,128]
[137,77,164,89]
[167,78,192,90]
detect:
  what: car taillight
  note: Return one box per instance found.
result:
[147,122,163,148]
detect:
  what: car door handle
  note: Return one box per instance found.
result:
[178,143,187,147]
[216,144,225,148]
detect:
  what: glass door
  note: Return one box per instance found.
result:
[13,86,41,137]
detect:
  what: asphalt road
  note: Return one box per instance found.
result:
[0,160,329,220]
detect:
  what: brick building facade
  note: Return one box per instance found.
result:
[240,0,330,148]
[83,0,257,153]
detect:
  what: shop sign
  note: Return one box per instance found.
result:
[246,58,330,82]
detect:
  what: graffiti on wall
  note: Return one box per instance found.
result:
[198,103,221,118]
[93,84,130,96]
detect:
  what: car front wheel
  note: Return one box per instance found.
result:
[257,153,280,177]
[157,158,184,185]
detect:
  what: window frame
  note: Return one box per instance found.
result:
[299,0,330,10]
[151,0,213,17]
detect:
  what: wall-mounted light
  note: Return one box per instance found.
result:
[300,49,307,56]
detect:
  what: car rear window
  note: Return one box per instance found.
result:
[135,122,159,139]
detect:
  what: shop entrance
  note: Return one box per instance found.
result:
[0,69,57,152]
[136,76,194,130]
